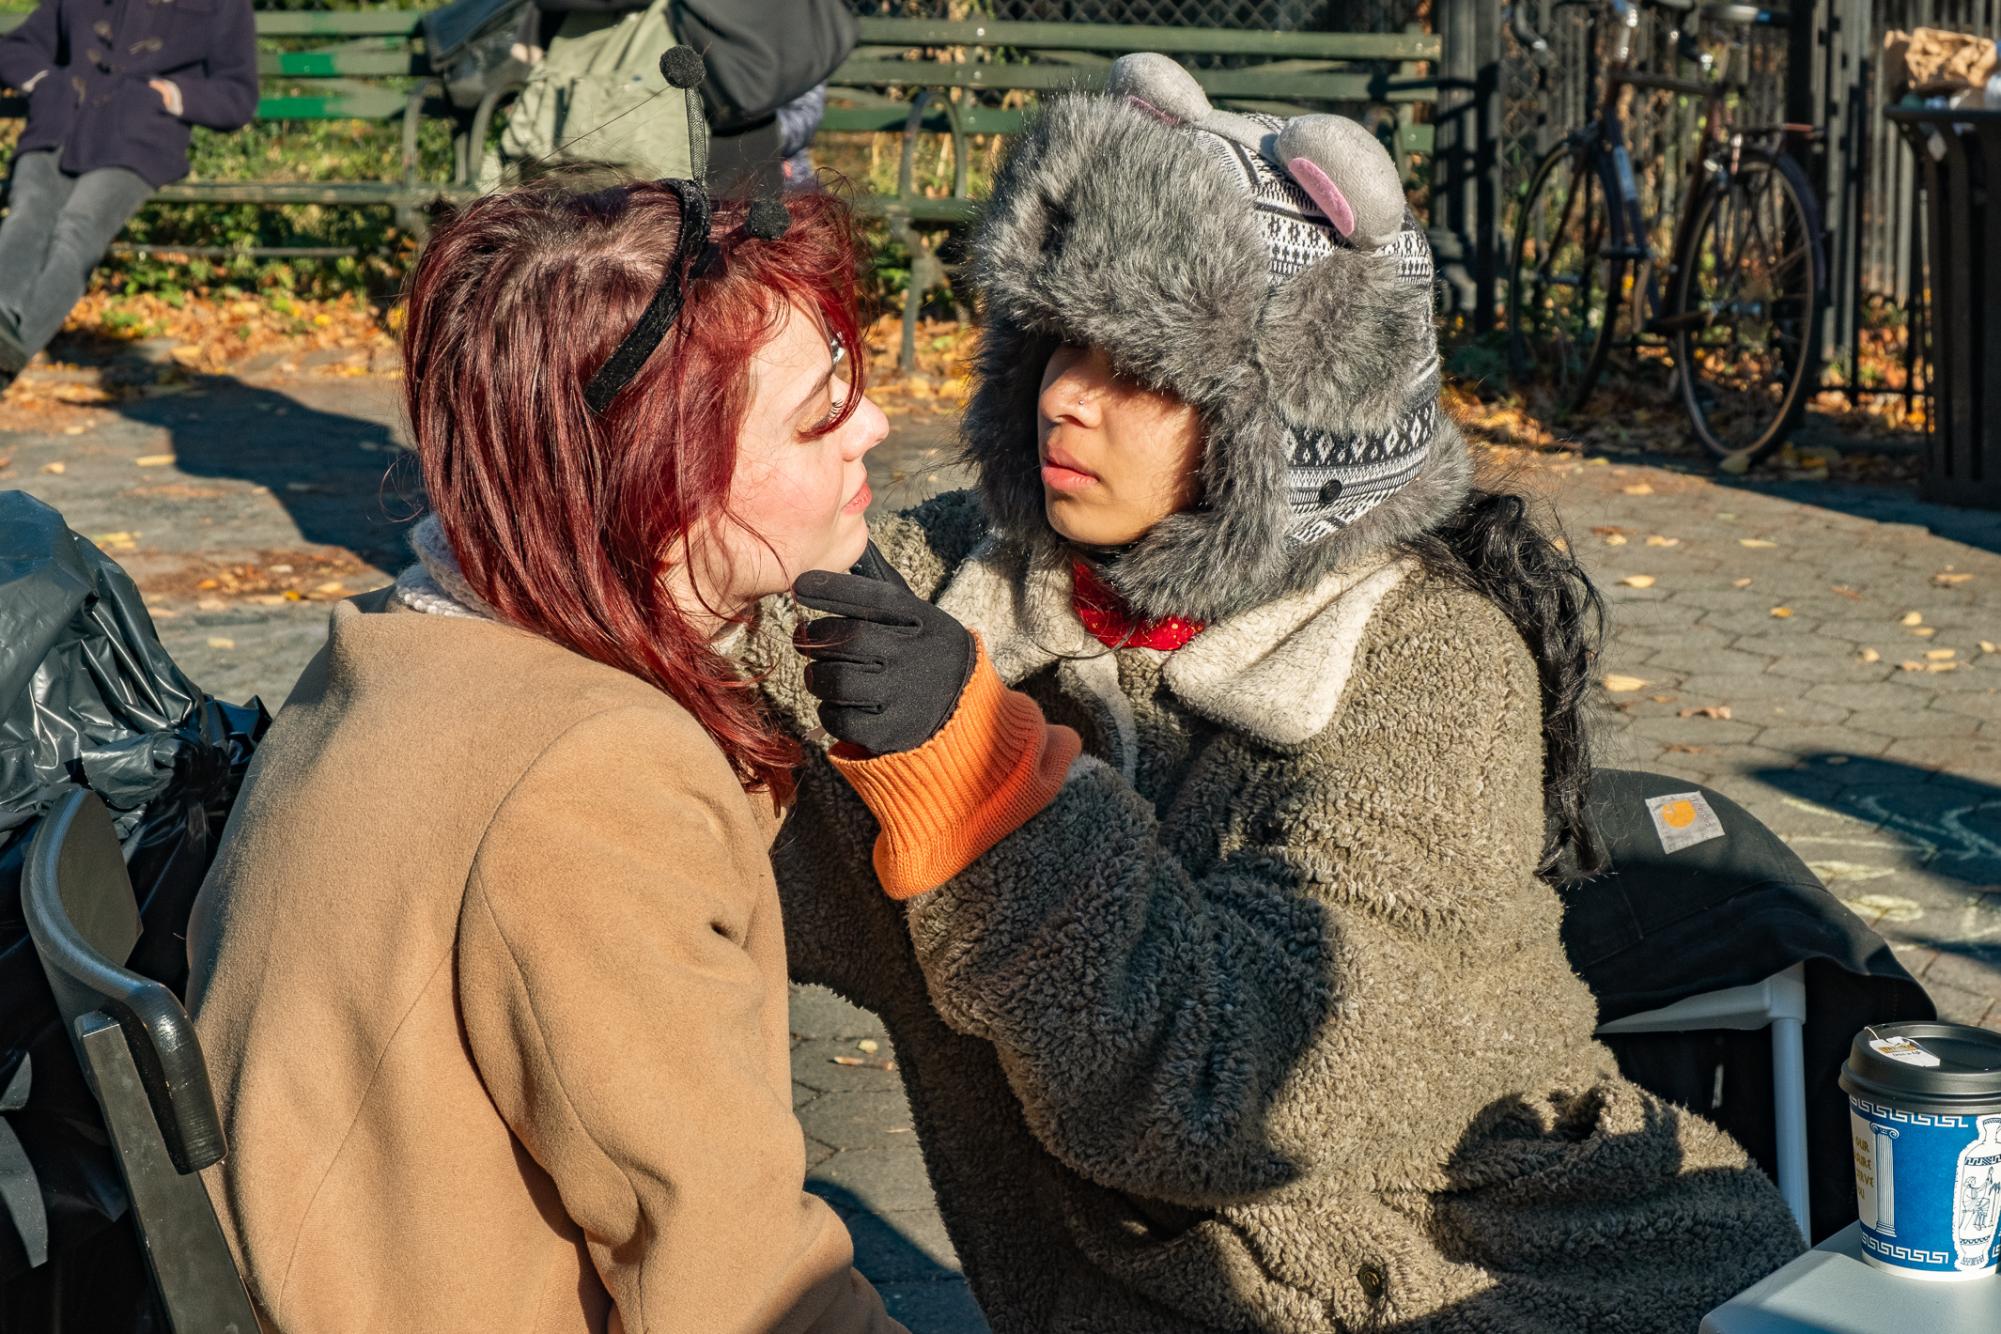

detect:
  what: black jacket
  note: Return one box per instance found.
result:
[0,0,257,188]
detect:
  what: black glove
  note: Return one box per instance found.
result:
[792,544,975,756]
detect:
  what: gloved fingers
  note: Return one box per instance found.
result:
[803,657,890,710]
[816,704,898,757]
[791,616,884,661]
[849,540,914,596]
[792,569,923,627]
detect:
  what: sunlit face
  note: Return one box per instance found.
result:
[1037,344,1205,547]
[676,300,887,624]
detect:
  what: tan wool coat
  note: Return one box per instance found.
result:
[186,589,900,1334]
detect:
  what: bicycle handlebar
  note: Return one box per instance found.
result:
[1506,5,1555,67]
[1701,2,1791,26]
[1508,0,1789,59]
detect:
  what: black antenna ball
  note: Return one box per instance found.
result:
[660,45,704,90]
[745,198,793,240]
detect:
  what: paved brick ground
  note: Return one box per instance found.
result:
[5,370,1998,1330]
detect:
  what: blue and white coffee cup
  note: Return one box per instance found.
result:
[1841,1021,2001,1279]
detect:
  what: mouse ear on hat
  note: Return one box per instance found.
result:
[1105,52,1214,125]
[1274,115,1406,250]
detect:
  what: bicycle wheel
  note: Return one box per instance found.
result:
[1668,148,1826,466]
[1506,138,1624,418]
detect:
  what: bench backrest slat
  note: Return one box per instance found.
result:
[830,57,1427,105]
[852,17,1438,63]
[260,50,425,79]
[0,9,421,40]
[242,12,426,38]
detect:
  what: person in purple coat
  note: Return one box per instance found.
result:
[0,0,256,389]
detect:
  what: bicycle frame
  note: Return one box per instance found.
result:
[1507,0,1827,456]
[1581,0,1734,339]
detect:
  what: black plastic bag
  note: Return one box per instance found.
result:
[0,491,268,1307]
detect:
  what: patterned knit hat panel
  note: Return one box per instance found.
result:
[1185,119,1442,545]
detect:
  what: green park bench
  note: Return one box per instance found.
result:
[0,8,1483,359]
[821,16,1446,365]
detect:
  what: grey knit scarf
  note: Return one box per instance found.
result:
[390,513,750,657]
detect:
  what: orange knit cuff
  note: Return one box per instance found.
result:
[829,635,1082,899]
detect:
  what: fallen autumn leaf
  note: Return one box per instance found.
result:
[1603,674,1649,693]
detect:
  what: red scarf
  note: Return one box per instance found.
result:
[1071,559,1206,651]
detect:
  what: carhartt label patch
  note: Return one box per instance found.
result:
[1646,792,1725,853]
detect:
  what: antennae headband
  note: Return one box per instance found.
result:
[584,179,712,414]
[581,47,796,415]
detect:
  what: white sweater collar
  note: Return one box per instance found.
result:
[937,539,1410,747]
[393,515,498,620]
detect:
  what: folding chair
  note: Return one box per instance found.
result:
[1598,963,1810,1236]
[23,789,256,1333]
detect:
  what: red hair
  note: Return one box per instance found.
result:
[400,180,869,806]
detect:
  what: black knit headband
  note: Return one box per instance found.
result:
[582,47,794,415]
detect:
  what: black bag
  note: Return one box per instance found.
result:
[423,0,537,111]
[669,0,857,132]
[1560,770,1935,1244]
[0,492,268,1323]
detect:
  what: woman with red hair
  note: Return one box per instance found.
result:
[183,178,908,1334]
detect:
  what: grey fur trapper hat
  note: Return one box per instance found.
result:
[961,53,1473,622]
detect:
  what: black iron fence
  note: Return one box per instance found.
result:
[849,0,1981,369]
[1497,0,1996,382]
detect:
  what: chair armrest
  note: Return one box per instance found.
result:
[24,791,227,1175]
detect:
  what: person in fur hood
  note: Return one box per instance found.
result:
[750,54,1805,1332]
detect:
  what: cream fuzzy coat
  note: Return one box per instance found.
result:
[187,589,899,1334]
[752,492,1804,1333]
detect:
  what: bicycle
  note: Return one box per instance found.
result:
[1504,0,1827,466]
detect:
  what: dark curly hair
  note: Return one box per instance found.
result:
[1401,485,1606,878]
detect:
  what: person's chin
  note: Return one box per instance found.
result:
[1044,493,1135,547]
[818,522,871,574]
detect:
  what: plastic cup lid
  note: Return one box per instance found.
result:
[1841,1021,2001,1109]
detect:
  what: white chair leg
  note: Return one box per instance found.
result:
[1770,1011,1811,1239]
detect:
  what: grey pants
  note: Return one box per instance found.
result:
[0,150,153,355]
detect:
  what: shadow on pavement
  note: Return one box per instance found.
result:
[1749,757,2001,1021]
[1751,754,2001,892]
[1723,475,2001,559]
[104,371,419,569]
[804,1183,990,1333]
[1603,410,2001,557]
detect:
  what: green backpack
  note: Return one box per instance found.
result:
[479,0,691,189]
